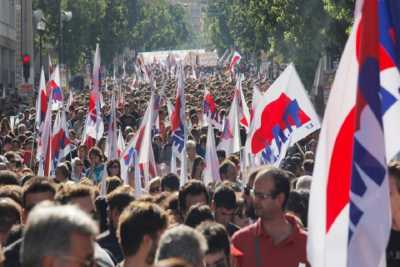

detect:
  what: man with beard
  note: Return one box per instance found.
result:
[231,166,309,267]
[118,201,168,267]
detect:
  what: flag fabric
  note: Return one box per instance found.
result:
[379,0,400,161]
[105,92,118,160]
[66,90,74,111]
[229,51,242,73]
[235,76,251,130]
[47,66,64,111]
[203,87,220,127]
[120,92,158,189]
[250,84,263,121]
[37,90,53,176]
[50,110,71,174]
[171,65,188,185]
[117,128,125,158]
[307,1,391,267]
[217,90,241,155]
[82,44,104,146]
[246,64,320,166]
[35,68,47,131]
[203,124,221,185]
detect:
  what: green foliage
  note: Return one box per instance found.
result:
[205,0,354,89]
[33,0,190,73]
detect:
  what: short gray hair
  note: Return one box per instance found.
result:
[155,225,207,267]
[21,202,98,267]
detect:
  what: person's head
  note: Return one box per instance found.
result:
[196,222,230,267]
[216,151,226,164]
[251,166,290,221]
[286,190,309,228]
[184,204,214,228]
[212,185,237,227]
[88,146,103,166]
[55,164,70,183]
[161,173,180,193]
[155,225,207,267]
[78,145,88,160]
[302,159,314,176]
[106,159,121,177]
[106,186,135,229]
[0,197,21,245]
[388,160,400,226]
[21,203,98,267]
[55,184,96,217]
[187,140,197,161]
[219,160,237,182]
[179,180,209,216]
[118,201,168,264]
[0,170,19,186]
[295,175,312,191]
[22,176,56,220]
[105,176,123,194]
[72,157,84,174]
[154,258,193,267]
[149,177,162,195]
[191,156,205,180]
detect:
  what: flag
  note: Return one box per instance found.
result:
[203,124,220,185]
[229,51,241,73]
[250,84,262,121]
[48,55,54,77]
[82,44,104,146]
[235,76,251,130]
[171,65,187,185]
[105,92,118,160]
[47,65,63,111]
[66,90,74,111]
[307,1,391,267]
[203,87,220,127]
[37,90,53,176]
[120,93,158,188]
[379,0,400,161]
[246,64,320,166]
[50,110,71,173]
[35,68,47,131]
[217,91,241,156]
[117,128,125,158]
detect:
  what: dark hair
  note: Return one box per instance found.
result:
[55,164,70,180]
[106,160,121,177]
[55,184,94,205]
[286,190,310,227]
[0,185,22,206]
[118,201,168,257]
[105,176,123,194]
[107,186,135,213]
[184,204,214,228]
[213,185,237,210]
[191,156,205,179]
[88,146,103,159]
[0,170,19,186]
[389,160,400,192]
[161,173,180,192]
[179,180,209,214]
[22,176,56,208]
[196,221,230,258]
[256,167,290,210]
[302,159,314,174]
[219,160,235,176]
[0,197,21,232]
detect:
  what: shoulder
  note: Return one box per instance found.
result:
[232,221,257,246]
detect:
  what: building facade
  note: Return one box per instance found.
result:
[0,0,17,91]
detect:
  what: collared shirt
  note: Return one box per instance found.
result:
[231,214,310,267]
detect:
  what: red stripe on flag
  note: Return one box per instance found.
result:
[326,108,356,233]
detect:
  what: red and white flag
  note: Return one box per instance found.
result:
[204,124,221,185]
[235,76,251,131]
[117,128,125,158]
[229,51,241,73]
[37,90,53,176]
[82,44,104,147]
[35,68,47,131]
[246,64,320,166]
[50,110,71,173]
[105,92,118,160]
[308,1,392,267]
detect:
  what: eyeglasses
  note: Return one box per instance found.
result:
[59,255,95,267]
[250,189,274,200]
[110,165,119,169]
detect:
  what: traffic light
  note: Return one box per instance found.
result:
[22,54,30,83]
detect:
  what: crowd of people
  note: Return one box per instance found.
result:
[0,64,399,267]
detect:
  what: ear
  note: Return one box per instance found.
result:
[275,192,285,209]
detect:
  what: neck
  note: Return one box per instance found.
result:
[261,213,292,244]
[123,254,150,267]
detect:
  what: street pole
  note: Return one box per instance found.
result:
[39,33,42,69]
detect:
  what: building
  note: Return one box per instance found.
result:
[0,0,17,91]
